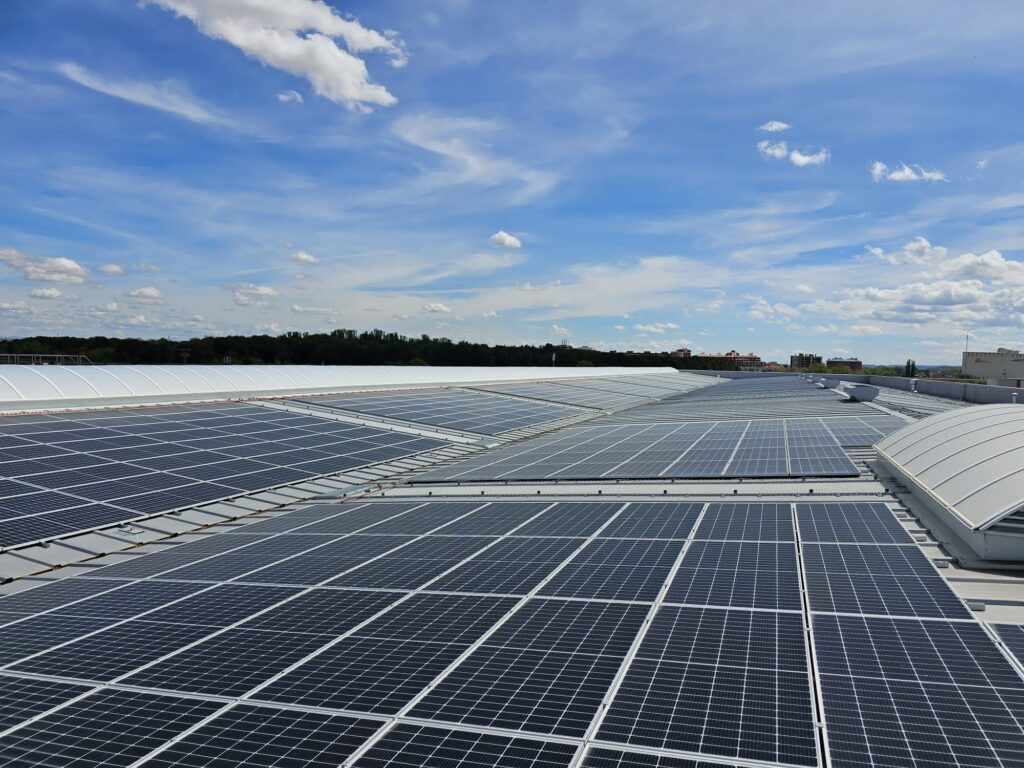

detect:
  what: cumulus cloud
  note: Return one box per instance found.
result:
[748,296,799,322]
[789,147,829,167]
[794,283,814,294]
[759,120,791,133]
[30,287,61,300]
[99,263,124,275]
[482,310,498,318]
[633,322,680,334]
[58,62,229,125]
[277,89,303,104]
[757,140,788,160]
[131,262,161,273]
[551,324,570,336]
[850,324,884,335]
[871,161,946,182]
[0,247,89,283]
[290,250,319,264]
[233,283,278,307]
[128,286,165,305]
[867,236,948,265]
[489,230,522,249]
[758,141,829,167]
[422,301,453,314]
[144,0,405,110]
[0,301,30,314]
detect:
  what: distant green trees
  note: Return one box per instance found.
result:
[904,359,918,377]
[0,329,741,370]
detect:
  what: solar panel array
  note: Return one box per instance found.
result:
[601,377,887,422]
[0,495,1015,767]
[414,419,858,482]
[0,403,446,549]
[294,388,582,435]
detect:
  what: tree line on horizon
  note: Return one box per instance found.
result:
[0,329,740,370]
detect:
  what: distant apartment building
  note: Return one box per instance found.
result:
[698,350,764,370]
[963,348,1024,386]
[790,352,823,369]
[826,358,863,373]
[674,347,692,357]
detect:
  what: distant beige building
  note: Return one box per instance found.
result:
[963,347,1024,386]
[698,351,764,370]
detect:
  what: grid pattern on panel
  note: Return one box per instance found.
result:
[0,402,447,549]
[414,419,857,482]
[598,502,703,540]
[539,539,684,602]
[409,600,649,737]
[666,541,803,611]
[475,382,649,410]
[597,605,818,766]
[796,502,914,544]
[352,723,578,768]
[582,748,740,767]
[297,388,579,435]
[0,675,93,730]
[426,537,582,595]
[802,543,971,619]
[137,704,382,768]
[255,594,517,714]
[0,689,223,768]
[694,503,795,542]
[995,624,1024,667]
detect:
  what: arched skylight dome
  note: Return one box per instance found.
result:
[876,404,1024,530]
[0,364,700,410]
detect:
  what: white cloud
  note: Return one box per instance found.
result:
[290,250,319,264]
[128,286,165,305]
[870,161,946,182]
[58,62,229,126]
[614,324,626,330]
[759,120,791,132]
[789,147,829,167]
[145,0,405,110]
[0,300,30,314]
[811,323,839,334]
[290,303,333,314]
[131,262,161,273]
[277,89,303,104]
[757,140,788,160]
[937,249,1024,285]
[976,158,988,169]
[868,236,948,265]
[551,324,570,336]
[850,324,884,335]
[633,321,680,334]
[393,114,557,202]
[748,296,799,322]
[489,230,522,249]
[233,283,278,307]
[0,247,89,283]
[422,301,453,314]
[99,263,124,275]
[794,283,814,294]
[30,287,61,300]
[482,310,498,318]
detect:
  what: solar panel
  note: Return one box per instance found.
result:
[0,689,223,768]
[414,419,857,482]
[802,543,972,619]
[409,601,648,737]
[0,676,93,731]
[142,704,382,768]
[995,624,1024,666]
[597,502,703,540]
[582,748,738,767]
[538,538,684,601]
[426,537,582,595]
[353,723,578,768]
[297,388,579,435]
[665,541,802,611]
[694,502,794,541]
[0,402,448,549]
[597,605,818,766]
[795,501,914,544]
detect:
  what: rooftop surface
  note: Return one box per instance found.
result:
[0,369,1021,767]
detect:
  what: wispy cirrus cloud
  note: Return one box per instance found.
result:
[58,62,231,126]
[871,160,947,182]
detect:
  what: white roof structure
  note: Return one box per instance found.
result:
[0,364,693,412]
[876,404,1024,530]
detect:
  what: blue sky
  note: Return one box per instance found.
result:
[2,0,1023,363]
